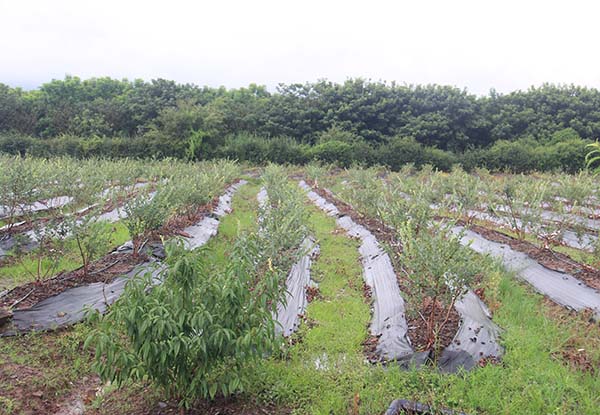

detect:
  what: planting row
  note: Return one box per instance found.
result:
[0,158,240,286]
[300,180,503,371]
[329,167,600,320]
[0,178,246,335]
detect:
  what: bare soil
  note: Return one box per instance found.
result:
[89,391,291,415]
[468,223,600,291]
[305,286,321,303]
[0,332,99,415]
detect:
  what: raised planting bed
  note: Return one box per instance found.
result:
[300,181,504,372]
[0,181,246,335]
[455,226,600,321]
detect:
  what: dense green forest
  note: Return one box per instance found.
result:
[0,76,597,172]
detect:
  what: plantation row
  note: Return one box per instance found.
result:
[319,165,600,306]
[319,165,600,259]
[0,156,240,287]
[0,159,599,414]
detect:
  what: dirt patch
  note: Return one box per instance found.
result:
[468,223,600,291]
[406,298,461,354]
[554,343,598,375]
[306,286,321,303]
[88,387,290,415]
[0,330,99,415]
[0,363,61,414]
[362,335,380,360]
[477,356,502,368]
[308,182,460,355]
[539,299,600,374]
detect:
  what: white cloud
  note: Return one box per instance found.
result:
[1,0,599,94]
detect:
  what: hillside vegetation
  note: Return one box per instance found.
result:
[1,77,597,171]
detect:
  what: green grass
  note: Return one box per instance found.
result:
[0,324,95,414]
[245,197,600,414]
[0,222,129,290]
[248,206,369,414]
[2,179,599,414]
[209,180,261,263]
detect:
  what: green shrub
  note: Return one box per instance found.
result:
[86,238,285,409]
[123,189,172,257]
[309,140,354,167]
[398,222,479,355]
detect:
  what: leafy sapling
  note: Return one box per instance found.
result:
[86,237,286,411]
[398,221,479,356]
[123,189,171,258]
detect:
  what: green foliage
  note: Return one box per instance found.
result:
[585,141,600,174]
[122,189,172,257]
[86,239,285,408]
[185,130,205,161]
[493,176,549,241]
[309,140,355,167]
[68,216,112,275]
[304,161,328,188]
[0,156,43,232]
[446,165,488,224]
[260,164,309,265]
[1,77,599,171]
[338,167,387,223]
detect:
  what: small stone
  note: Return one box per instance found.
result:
[158,402,168,409]
[57,311,67,317]
[32,391,43,398]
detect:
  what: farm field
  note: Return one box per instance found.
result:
[0,158,599,414]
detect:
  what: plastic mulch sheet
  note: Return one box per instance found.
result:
[182,180,247,250]
[456,226,600,321]
[438,290,503,372]
[275,237,320,337]
[0,182,153,253]
[0,196,73,219]
[300,181,414,361]
[465,209,597,251]
[0,181,247,335]
[300,181,504,371]
[1,262,164,335]
[257,186,320,337]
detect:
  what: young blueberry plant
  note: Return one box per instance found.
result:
[260,164,309,265]
[65,214,112,276]
[398,220,479,356]
[447,165,487,226]
[86,237,285,412]
[123,189,171,258]
[0,157,42,235]
[493,177,548,242]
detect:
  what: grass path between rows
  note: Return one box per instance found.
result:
[247,186,600,414]
[1,179,599,414]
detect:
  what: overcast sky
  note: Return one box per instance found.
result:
[1,0,599,95]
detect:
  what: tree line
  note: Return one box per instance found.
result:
[0,76,597,172]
